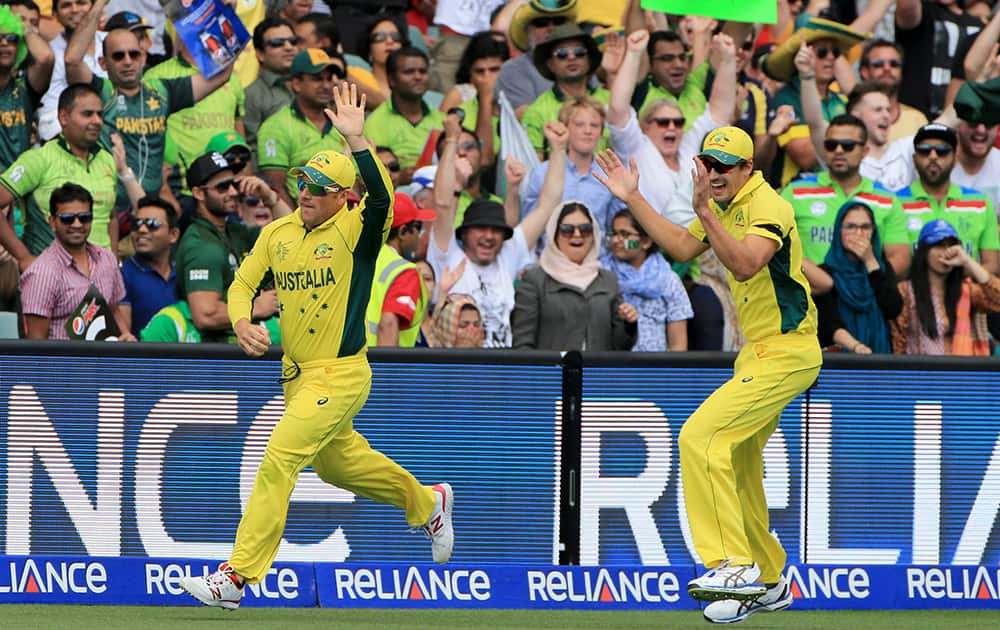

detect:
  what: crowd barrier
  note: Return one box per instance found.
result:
[0,341,997,609]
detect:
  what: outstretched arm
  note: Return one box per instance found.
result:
[796,43,829,162]
[608,29,647,129]
[593,149,708,263]
[65,0,105,85]
[431,112,464,254]
[518,121,568,246]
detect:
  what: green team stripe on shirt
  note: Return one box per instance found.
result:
[768,233,810,334]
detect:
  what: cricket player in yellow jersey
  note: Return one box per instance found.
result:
[594,127,822,624]
[180,84,454,611]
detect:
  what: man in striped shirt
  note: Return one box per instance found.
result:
[18,182,133,340]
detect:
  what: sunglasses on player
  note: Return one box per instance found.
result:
[297,177,343,196]
[701,158,744,174]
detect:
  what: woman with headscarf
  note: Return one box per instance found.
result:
[687,250,746,352]
[601,208,692,351]
[431,293,486,348]
[891,220,1000,355]
[812,201,902,353]
[512,201,638,350]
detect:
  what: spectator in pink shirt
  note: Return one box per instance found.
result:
[19,183,132,341]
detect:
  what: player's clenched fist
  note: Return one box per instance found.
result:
[234,318,271,357]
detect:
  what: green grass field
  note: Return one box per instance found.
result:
[1,606,997,629]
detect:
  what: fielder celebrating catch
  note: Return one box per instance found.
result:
[594,126,822,624]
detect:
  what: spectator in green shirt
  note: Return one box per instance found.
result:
[141,299,281,344]
[365,46,445,182]
[243,17,296,151]
[521,23,609,159]
[174,150,293,343]
[630,29,710,133]
[64,0,235,212]
[257,47,348,209]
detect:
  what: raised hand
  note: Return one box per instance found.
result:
[324,82,366,140]
[542,120,569,152]
[618,302,639,323]
[768,104,797,138]
[504,157,527,188]
[454,156,474,188]
[690,157,712,217]
[601,31,626,75]
[592,149,639,202]
[439,258,468,297]
[711,32,737,66]
[110,133,129,175]
[238,176,279,207]
[627,29,649,55]
[794,41,816,77]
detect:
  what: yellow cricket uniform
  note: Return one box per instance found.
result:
[684,171,822,583]
[226,148,436,583]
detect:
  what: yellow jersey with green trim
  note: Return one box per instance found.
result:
[688,171,817,343]
[227,148,394,363]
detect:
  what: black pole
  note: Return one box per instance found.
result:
[558,350,583,565]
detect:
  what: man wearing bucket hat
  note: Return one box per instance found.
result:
[763,16,870,187]
[180,83,455,610]
[594,127,820,620]
[521,21,608,157]
[497,0,578,112]
[896,123,1000,275]
[429,119,569,348]
[0,4,53,171]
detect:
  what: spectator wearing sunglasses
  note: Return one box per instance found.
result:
[497,0,578,114]
[257,48,349,209]
[19,183,132,340]
[522,23,608,159]
[37,0,105,143]
[65,0,237,216]
[0,4,53,167]
[859,39,927,143]
[783,114,912,277]
[361,17,408,99]
[174,151,292,343]
[376,146,403,188]
[605,30,738,234]
[365,47,445,179]
[631,29,711,134]
[244,18,298,151]
[0,83,143,266]
[120,196,179,337]
[145,33,247,199]
[896,124,1000,275]
[512,201,637,351]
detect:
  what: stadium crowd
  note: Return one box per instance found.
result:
[0,0,999,355]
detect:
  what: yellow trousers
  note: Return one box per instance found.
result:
[229,355,437,583]
[679,333,821,584]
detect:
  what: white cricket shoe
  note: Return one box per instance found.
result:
[423,483,454,564]
[688,561,767,601]
[180,562,244,610]
[703,575,793,623]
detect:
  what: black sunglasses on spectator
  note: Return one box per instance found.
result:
[203,178,240,193]
[370,31,403,44]
[385,161,401,172]
[552,46,588,60]
[741,41,754,51]
[557,223,594,236]
[243,195,262,207]
[110,49,142,62]
[915,144,953,157]
[814,46,841,59]
[329,65,346,79]
[133,217,164,230]
[652,116,685,129]
[823,139,862,152]
[0,33,20,45]
[56,212,94,225]
[869,59,901,69]
[531,17,566,28]
[265,36,300,48]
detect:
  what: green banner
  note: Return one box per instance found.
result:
[640,0,777,25]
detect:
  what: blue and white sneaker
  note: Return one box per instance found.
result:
[688,561,767,601]
[703,576,793,623]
